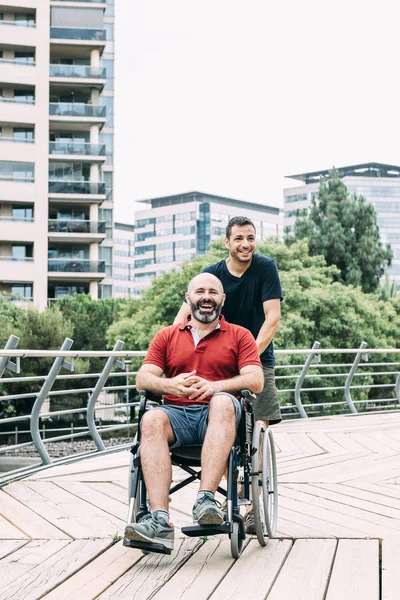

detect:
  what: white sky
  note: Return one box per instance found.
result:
[114,0,400,223]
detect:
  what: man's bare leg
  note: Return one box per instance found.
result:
[200,394,236,492]
[140,410,175,511]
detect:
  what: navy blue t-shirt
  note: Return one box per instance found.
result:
[202,254,283,366]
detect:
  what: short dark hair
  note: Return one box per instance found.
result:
[225,216,256,239]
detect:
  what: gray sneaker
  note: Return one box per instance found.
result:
[124,511,174,550]
[192,492,224,525]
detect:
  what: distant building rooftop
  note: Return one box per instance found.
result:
[286,162,400,184]
[136,191,280,215]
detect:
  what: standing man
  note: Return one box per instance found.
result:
[174,216,283,532]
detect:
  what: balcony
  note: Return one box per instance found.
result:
[48,219,106,242]
[0,19,35,28]
[49,64,106,79]
[48,259,105,280]
[0,256,33,263]
[0,57,35,67]
[50,27,106,41]
[49,103,106,126]
[0,96,35,105]
[48,220,105,234]
[49,142,106,160]
[0,136,34,144]
[48,181,105,195]
[52,0,106,3]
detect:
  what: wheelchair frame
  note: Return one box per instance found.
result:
[124,390,278,558]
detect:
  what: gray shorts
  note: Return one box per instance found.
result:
[156,393,242,450]
[253,366,282,425]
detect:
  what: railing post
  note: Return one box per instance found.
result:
[294,341,320,419]
[344,341,367,414]
[395,372,400,405]
[30,338,74,465]
[0,335,20,378]
[86,340,125,451]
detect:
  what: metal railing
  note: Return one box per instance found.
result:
[0,136,34,144]
[49,141,106,156]
[0,97,35,104]
[48,219,106,234]
[0,19,35,28]
[50,27,106,41]
[0,58,35,66]
[47,259,105,273]
[0,338,398,486]
[49,64,106,79]
[48,181,106,195]
[49,102,106,118]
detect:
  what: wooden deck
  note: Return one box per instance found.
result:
[0,411,400,599]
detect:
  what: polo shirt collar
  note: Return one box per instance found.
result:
[179,314,228,331]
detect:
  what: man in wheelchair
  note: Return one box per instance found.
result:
[124,272,264,552]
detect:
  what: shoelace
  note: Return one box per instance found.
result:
[197,494,222,509]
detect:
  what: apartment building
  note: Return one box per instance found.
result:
[0,0,114,310]
[113,221,138,299]
[133,191,282,294]
[284,163,400,284]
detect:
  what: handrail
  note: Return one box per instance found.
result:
[0,339,398,485]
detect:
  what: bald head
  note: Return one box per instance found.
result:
[187,272,224,294]
[185,273,225,325]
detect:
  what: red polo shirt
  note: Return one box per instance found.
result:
[142,315,262,406]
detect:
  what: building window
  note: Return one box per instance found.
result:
[11,283,32,299]
[0,161,34,182]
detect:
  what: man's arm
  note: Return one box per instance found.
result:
[255,298,281,355]
[187,365,264,401]
[173,302,191,325]
[136,363,199,398]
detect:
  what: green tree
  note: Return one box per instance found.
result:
[290,170,392,293]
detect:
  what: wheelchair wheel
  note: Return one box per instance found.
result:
[251,421,268,546]
[127,450,149,523]
[230,521,243,559]
[262,429,278,537]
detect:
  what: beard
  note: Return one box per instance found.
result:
[188,299,223,324]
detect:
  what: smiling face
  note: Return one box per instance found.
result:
[186,273,225,324]
[224,224,256,263]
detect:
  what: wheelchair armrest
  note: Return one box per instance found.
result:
[240,389,257,402]
[138,390,163,408]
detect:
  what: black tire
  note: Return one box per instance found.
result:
[262,429,278,537]
[251,421,268,546]
[230,521,243,558]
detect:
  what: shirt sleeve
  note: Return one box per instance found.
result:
[237,328,262,370]
[261,258,283,302]
[142,329,168,371]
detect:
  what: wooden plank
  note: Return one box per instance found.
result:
[210,539,292,600]
[2,539,111,600]
[0,489,70,540]
[382,539,400,600]
[26,481,124,537]
[267,539,336,600]
[42,541,143,600]
[151,538,235,600]
[57,481,128,521]
[0,540,69,594]
[279,485,400,537]
[30,452,130,480]
[0,514,28,540]
[5,482,118,539]
[97,538,203,600]
[325,539,379,600]
[0,540,29,559]
[308,483,400,519]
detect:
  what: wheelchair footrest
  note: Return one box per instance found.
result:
[181,522,232,537]
[122,537,172,555]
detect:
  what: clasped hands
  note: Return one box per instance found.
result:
[167,370,220,402]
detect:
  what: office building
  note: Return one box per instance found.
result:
[284,163,400,283]
[0,0,114,310]
[113,221,138,299]
[133,191,282,294]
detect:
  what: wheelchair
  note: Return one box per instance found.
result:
[123,390,278,559]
